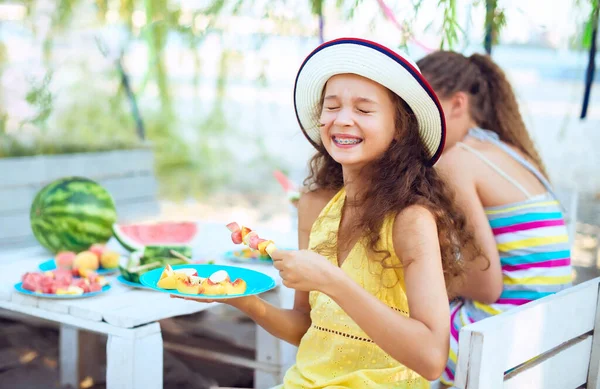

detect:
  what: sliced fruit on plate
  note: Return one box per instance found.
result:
[176,275,203,294]
[156,268,248,296]
[201,278,226,295]
[112,221,198,252]
[157,265,200,289]
[20,270,107,295]
[56,286,85,295]
[201,270,246,296]
[224,278,247,295]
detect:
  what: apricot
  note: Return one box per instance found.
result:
[74,251,99,271]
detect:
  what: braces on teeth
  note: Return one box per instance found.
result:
[335,138,361,145]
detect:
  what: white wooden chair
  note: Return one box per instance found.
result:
[454,277,600,389]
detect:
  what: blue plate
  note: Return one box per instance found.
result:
[223,249,273,265]
[140,264,277,300]
[116,275,151,290]
[14,282,111,299]
[39,258,119,275]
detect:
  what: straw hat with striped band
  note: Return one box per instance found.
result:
[293,38,446,166]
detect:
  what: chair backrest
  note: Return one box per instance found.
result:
[454,277,600,389]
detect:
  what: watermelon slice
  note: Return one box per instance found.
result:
[112,222,198,252]
[273,170,300,202]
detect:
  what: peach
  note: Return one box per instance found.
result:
[200,278,226,295]
[176,276,203,295]
[257,240,274,256]
[157,266,198,289]
[89,244,106,259]
[159,264,174,280]
[74,251,99,271]
[158,274,180,289]
[100,250,120,269]
[55,251,76,269]
[240,227,252,241]
[225,278,247,295]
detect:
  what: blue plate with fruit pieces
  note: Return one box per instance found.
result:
[140,264,277,300]
[223,247,274,265]
[14,282,111,299]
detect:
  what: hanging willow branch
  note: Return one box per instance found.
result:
[581,0,599,119]
[483,0,506,54]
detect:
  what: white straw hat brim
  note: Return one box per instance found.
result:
[293,38,446,165]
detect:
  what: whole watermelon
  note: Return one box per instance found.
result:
[30,176,117,253]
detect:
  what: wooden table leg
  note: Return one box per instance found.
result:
[106,324,163,389]
[60,324,79,388]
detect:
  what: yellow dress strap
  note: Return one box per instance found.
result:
[307,187,346,262]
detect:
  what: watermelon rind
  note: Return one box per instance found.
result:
[139,256,188,267]
[143,245,192,260]
[30,177,117,253]
[111,223,197,252]
[119,261,162,283]
[127,250,143,268]
[112,224,143,252]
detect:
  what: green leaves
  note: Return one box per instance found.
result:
[438,0,463,49]
[582,0,599,49]
[21,71,54,131]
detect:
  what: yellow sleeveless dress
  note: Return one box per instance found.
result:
[281,188,429,389]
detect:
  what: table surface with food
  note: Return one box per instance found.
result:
[0,220,295,328]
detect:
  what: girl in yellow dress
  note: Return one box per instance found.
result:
[180,38,479,388]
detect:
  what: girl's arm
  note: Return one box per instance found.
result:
[436,149,503,304]
[323,206,450,380]
[229,190,333,346]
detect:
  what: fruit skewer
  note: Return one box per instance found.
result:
[226,222,277,257]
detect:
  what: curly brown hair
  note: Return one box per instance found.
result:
[304,90,479,291]
[417,51,549,179]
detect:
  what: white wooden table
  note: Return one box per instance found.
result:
[0,221,297,389]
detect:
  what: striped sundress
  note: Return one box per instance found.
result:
[440,128,573,386]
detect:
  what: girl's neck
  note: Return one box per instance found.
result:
[342,167,367,204]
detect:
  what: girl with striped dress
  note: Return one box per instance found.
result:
[417,52,573,386]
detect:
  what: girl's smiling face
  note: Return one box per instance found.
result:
[319,74,397,170]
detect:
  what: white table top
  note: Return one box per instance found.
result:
[0,222,297,329]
